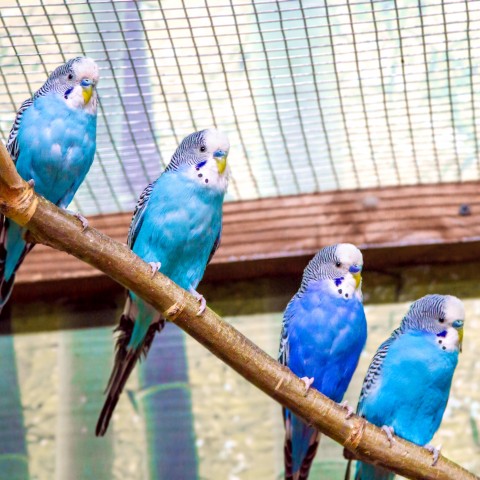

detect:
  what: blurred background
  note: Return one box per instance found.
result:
[0,0,479,479]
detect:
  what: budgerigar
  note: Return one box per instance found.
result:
[278,243,367,480]
[96,128,230,436]
[0,57,99,310]
[346,294,465,480]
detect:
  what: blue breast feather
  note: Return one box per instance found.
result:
[15,94,97,207]
[5,94,97,281]
[128,169,224,349]
[360,330,458,446]
[286,281,367,402]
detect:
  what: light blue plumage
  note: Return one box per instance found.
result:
[0,57,98,309]
[349,294,465,480]
[279,243,367,480]
[96,128,230,436]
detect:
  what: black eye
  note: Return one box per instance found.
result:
[200,146,206,152]
[335,261,341,268]
[68,73,73,80]
[439,317,445,323]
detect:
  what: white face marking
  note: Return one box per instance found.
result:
[436,326,461,352]
[64,58,99,114]
[328,243,363,301]
[72,58,99,85]
[185,128,230,192]
[443,295,465,327]
[335,243,364,267]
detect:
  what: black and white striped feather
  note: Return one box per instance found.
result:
[127,179,157,248]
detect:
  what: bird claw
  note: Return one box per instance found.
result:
[27,179,35,187]
[424,444,441,466]
[300,376,314,396]
[340,400,355,419]
[381,425,395,447]
[148,261,161,278]
[74,212,89,231]
[189,288,206,316]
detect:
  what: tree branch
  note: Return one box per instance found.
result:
[0,143,477,480]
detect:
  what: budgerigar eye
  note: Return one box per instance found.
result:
[439,317,445,323]
[200,146,206,152]
[68,73,73,80]
[335,261,341,268]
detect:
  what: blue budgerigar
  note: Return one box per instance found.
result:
[0,57,99,310]
[347,294,465,480]
[96,128,230,436]
[279,243,367,480]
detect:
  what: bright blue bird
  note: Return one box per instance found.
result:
[0,57,99,310]
[347,294,465,480]
[278,243,367,480]
[96,128,230,436]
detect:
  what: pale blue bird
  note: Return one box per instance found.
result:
[278,243,367,480]
[0,57,99,309]
[96,128,230,436]
[346,294,465,480]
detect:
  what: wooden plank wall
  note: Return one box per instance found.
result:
[15,181,480,286]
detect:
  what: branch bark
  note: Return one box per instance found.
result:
[0,143,477,480]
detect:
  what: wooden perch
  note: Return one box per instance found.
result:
[0,142,477,480]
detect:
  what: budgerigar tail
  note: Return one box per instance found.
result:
[343,447,356,480]
[284,412,321,480]
[344,459,353,480]
[0,217,34,313]
[95,311,164,436]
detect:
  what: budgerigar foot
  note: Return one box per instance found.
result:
[74,212,89,231]
[189,288,206,316]
[149,262,161,278]
[65,209,89,231]
[340,400,355,419]
[300,376,314,396]
[381,425,395,447]
[424,444,441,466]
[27,179,35,187]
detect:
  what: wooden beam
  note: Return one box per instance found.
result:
[14,181,480,286]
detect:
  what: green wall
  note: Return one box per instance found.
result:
[2,261,479,479]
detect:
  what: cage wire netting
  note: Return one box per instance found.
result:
[0,0,479,216]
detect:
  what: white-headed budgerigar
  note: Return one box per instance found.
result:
[96,128,230,436]
[346,294,465,480]
[278,243,367,480]
[0,57,99,310]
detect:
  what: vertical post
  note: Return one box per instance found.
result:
[0,334,29,480]
[138,323,198,479]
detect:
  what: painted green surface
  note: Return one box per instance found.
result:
[2,263,480,479]
[0,336,29,480]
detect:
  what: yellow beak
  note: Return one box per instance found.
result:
[458,327,464,353]
[82,84,93,104]
[352,272,362,289]
[216,155,227,174]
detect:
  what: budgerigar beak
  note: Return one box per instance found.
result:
[214,150,227,174]
[82,85,93,104]
[81,79,94,104]
[349,264,362,289]
[452,319,464,352]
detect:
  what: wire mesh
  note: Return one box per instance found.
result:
[0,0,479,215]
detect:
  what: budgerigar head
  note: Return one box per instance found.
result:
[301,243,364,299]
[402,294,465,351]
[35,57,99,114]
[167,128,230,192]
